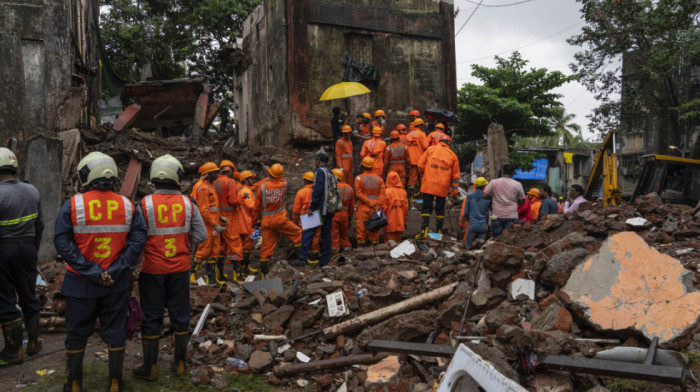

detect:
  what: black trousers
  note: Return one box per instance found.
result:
[138,271,190,336]
[0,239,40,322]
[65,290,128,350]
[422,193,446,217]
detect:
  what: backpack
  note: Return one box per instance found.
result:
[323,167,343,214]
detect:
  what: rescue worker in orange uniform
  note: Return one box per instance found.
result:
[383,171,409,243]
[406,118,429,201]
[408,110,421,132]
[133,155,206,382]
[360,113,372,136]
[361,127,387,177]
[528,188,542,222]
[353,113,373,176]
[291,172,320,262]
[416,136,461,238]
[236,171,258,276]
[331,168,355,254]
[253,163,302,278]
[335,125,354,188]
[354,157,386,246]
[384,130,410,186]
[212,160,243,283]
[190,162,227,285]
[427,123,450,146]
[371,110,387,137]
[396,124,409,145]
[54,152,147,391]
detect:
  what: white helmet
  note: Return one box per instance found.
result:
[150,154,184,185]
[0,148,18,173]
[77,152,118,186]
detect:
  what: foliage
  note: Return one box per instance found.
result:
[568,0,700,138]
[606,378,651,392]
[513,109,600,150]
[455,52,575,142]
[100,0,260,98]
[509,151,546,172]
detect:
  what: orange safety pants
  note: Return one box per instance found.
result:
[195,224,220,260]
[408,165,420,187]
[355,203,380,243]
[260,213,302,259]
[331,212,351,250]
[239,233,255,252]
[385,231,402,243]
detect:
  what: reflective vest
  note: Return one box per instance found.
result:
[258,178,288,217]
[406,130,428,165]
[385,142,408,169]
[234,185,256,235]
[190,179,219,227]
[69,190,133,275]
[428,130,449,146]
[354,172,385,206]
[140,192,193,274]
[337,182,355,218]
[212,175,239,213]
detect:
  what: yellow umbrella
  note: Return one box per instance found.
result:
[319,82,370,101]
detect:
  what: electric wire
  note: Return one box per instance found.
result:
[456,0,484,37]
[462,0,535,7]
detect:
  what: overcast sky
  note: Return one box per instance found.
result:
[453,0,613,141]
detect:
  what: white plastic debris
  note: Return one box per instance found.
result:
[296,351,311,363]
[510,279,535,301]
[390,240,416,258]
[626,217,649,227]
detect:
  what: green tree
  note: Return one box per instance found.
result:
[545,108,581,147]
[568,0,700,140]
[456,52,575,142]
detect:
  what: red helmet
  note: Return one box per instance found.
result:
[409,110,420,117]
[440,135,452,144]
[390,130,400,139]
[396,124,407,131]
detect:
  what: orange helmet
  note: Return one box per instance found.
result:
[302,171,315,182]
[374,110,386,118]
[371,127,383,135]
[332,168,344,181]
[413,118,425,126]
[199,162,219,175]
[219,159,235,171]
[239,170,256,182]
[362,112,372,120]
[341,125,352,133]
[435,123,445,130]
[361,157,375,168]
[268,163,284,178]
[440,135,452,144]
[390,130,400,139]
[409,110,420,117]
[396,124,407,131]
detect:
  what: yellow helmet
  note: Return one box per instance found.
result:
[362,112,372,120]
[361,156,375,168]
[474,177,488,187]
[239,170,256,182]
[198,162,219,175]
[150,154,184,184]
[341,125,352,133]
[302,171,315,182]
[374,110,386,118]
[332,168,344,181]
[77,152,118,186]
[219,160,235,172]
[0,148,18,173]
[371,127,383,135]
[435,123,445,130]
[268,163,284,178]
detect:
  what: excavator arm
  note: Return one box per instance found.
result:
[584,130,622,206]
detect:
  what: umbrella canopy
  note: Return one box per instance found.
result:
[319,82,371,101]
[424,108,460,123]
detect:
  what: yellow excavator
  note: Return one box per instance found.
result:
[585,130,700,207]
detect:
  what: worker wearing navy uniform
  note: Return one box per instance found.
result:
[297,151,336,266]
[0,148,44,367]
[133,155,206,381]
[54,152,147,392]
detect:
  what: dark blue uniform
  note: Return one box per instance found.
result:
[299,165,335,266]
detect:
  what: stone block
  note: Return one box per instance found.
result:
[483,241,525,270]
[538,248,590,288]
[248,350,273,373]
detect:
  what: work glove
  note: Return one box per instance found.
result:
[220,216,229,224]
[214,224,226,234]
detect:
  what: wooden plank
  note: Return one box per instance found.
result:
[119,158,141,200]
[367,340,456,358]
[113,104,141,131]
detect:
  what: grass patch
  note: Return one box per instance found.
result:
[606,378,652,392]
[26,363,278,392]
[682,349,700,364]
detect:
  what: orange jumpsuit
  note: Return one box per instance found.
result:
[406,129,429,188]
[418,143,461,198]
[529,194,542,222]
[384,141,409,186]
[383,172,409,243]
[360,123,370,137]
[354,171,386,244]
[291,184,320,252]
[213,174,243,261]
[399,132,409,146]
[236,184,256,254]
[361,137,387,177]
[335,137,354,188]
[191,178,220,260]
[427,130,450,146]
[253,178,301,260]
[332,180,355,252]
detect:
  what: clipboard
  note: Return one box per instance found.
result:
[300,210,322,230]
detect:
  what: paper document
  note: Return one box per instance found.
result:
[300,210,322,230]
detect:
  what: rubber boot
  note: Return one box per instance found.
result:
[132,337,159,381]
[189,257,201,284]
[408,186,415,203]
[331,248,340,256]
[309,251,320,263]
[205,260,217,285]
[436,215,445,234]
[414,214,431,239]
[0,318,23,367]
[356,240,366,248]
[63,349,84,392]
[230,258,241,282]
[242,251,258,274]
[215,258,227,284]
[107,347,125,392]
[291,244,301,259]
[371,241,379,246]
[171,331,188,376]
[24,313,42,356]
[260,259,269,279]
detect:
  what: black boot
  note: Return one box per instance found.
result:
[0,318,23,366]
[63,349,84,392]
[435,215,445,234]
[189,257,201,284]
[24,313,41,356]
[415,214,431,239]
[260,259,269,279]
[231,259,241,282]
[107,347,125,392]
[205,260,217,285]
[242,251,257,275]
[133,337,159,381]
[171,331,188,376]
[215,257,227,284]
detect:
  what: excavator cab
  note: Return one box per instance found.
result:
[631,155,700,207]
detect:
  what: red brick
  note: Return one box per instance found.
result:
[336,335,345,350]
[267,375,281,385]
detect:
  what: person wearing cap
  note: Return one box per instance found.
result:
[190,162,227,285]
[133,155,206,381]
[371,110,387,137]
[383,171,409,243]
[539,185,559,219]
[384,130,410,187]
[212,160,243,283]
[408,110,421,132]
[361,127,387,177]
[406,119,429,202]
[297,152,336,266]
[461,177,491,246]
[427,123,450,146]
[236,171,259,276]
[291,172,321,263]
[355,157,386,246]
[416,136,460,238]
[54,152,147,391]
[0,148,44,367]
[331,168,354,254]
[527,188,542,222]
[335,125,354,189]
[253,163,301,278]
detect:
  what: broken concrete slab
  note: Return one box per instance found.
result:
[365,355,401,386]
[355,310,439,349]
[390,240,416,258]
[509,278,535,301]
[563,231,700,345]
[241,278,283,295]
[538,248,590,288]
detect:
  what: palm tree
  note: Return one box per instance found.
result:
[545,108,582,148]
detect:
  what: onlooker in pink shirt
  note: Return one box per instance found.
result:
[482,164,526,237]
[563,184,586,214]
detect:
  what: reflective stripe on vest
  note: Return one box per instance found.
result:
[341,154,353,158]
[367,195,378,199]
[73,194,133,234]
[390,161,405,165]
[261,182,287,216]
[143,194,192,236]
[0,212,38,226]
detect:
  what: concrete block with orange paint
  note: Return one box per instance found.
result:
[563,231,700,345]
